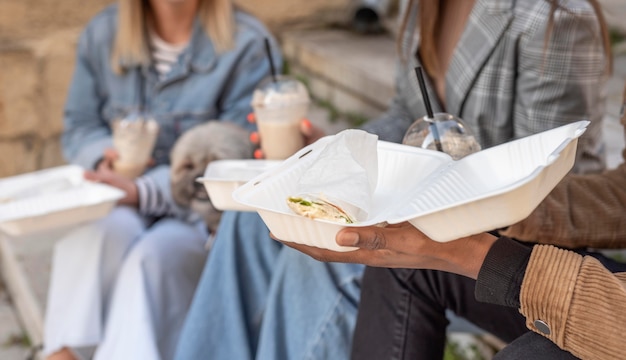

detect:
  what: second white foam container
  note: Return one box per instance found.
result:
[0,165,125,237]
[234,121,588,251]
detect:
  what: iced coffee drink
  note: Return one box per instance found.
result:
[252,76,310,160]
[112,116,160,179]
[402,113,481,160]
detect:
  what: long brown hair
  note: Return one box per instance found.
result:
[111,0,235,74]
[398,0,613,77]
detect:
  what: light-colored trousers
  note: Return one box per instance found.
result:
[44,206,208,360]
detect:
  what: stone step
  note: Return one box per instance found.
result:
[280,29,396,122]
[0,276,31,360]
[0,230,60,360]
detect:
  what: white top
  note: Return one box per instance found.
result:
[149,31,189,78]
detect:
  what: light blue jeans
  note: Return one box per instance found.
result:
[175,211,364,360]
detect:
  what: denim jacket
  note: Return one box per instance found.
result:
[62,5,281,220]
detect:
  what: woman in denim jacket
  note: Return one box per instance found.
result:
[44,0,279,359]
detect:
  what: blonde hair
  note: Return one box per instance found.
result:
[111,0,235,74]
[398,0,612,78]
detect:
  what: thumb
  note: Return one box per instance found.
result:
[336,228,387,250]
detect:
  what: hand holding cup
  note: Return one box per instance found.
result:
[250,75,314,160]
[248,116,325,159]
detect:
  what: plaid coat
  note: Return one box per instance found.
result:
[363,0,608,174]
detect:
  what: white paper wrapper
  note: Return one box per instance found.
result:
[292,129,378,221]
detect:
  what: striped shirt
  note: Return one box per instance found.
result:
[149,30,188,78]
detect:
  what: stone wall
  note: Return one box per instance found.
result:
[0,0,352,178]
[0,0,114,177]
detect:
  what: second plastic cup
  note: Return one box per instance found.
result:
[402,112,481,160]
[111,117,160,179]
[252,76,310,160]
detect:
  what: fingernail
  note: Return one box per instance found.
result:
[247,113,256,123]
[337,232,359,246]
[301,119,311,129]
[249,132,259,143]
[254,149,263,159]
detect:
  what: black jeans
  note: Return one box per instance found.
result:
[351,268,533,360]
[352,251,626,360]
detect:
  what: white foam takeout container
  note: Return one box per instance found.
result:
[0,165,125,237]
[197,159,282,212]
[233,121,589,252]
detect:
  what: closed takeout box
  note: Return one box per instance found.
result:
[233,121,588,252]
[0,165,125,237]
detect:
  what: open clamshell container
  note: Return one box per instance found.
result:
[233,121,588,252]
[0,165,125,237]
[197,160,282,211]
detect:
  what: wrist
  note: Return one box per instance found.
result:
[124,181,140,207]
[447,233,497,279]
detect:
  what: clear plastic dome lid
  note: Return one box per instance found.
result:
[251,75,310,109]
[402,112,481,160]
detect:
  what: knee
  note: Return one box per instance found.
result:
[89,207,145,257]
[121,239,167,276]
[121,230,206,279]
[100,206,144,238]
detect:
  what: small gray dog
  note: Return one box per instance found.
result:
[170,121,254,233]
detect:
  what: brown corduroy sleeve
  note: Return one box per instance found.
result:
[520,245,626,360]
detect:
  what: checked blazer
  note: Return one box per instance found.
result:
[363,0,609,174]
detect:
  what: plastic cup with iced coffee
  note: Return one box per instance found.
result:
[251,75,310,160]
[111,115,160,179]
[402,113,481,160]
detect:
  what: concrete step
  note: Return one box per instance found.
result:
[0,230,61,360]
[599,0,626,34]
[0,276,31,360]
[280,29,396,122]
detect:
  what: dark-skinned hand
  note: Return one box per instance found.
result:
[274,222,497,280]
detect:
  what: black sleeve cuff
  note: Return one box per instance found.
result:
[475,237,532,308]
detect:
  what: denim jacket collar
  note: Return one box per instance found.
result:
[188,18,218,73]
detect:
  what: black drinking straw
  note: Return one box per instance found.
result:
[414,67,443,152]
[264,38,278,83]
